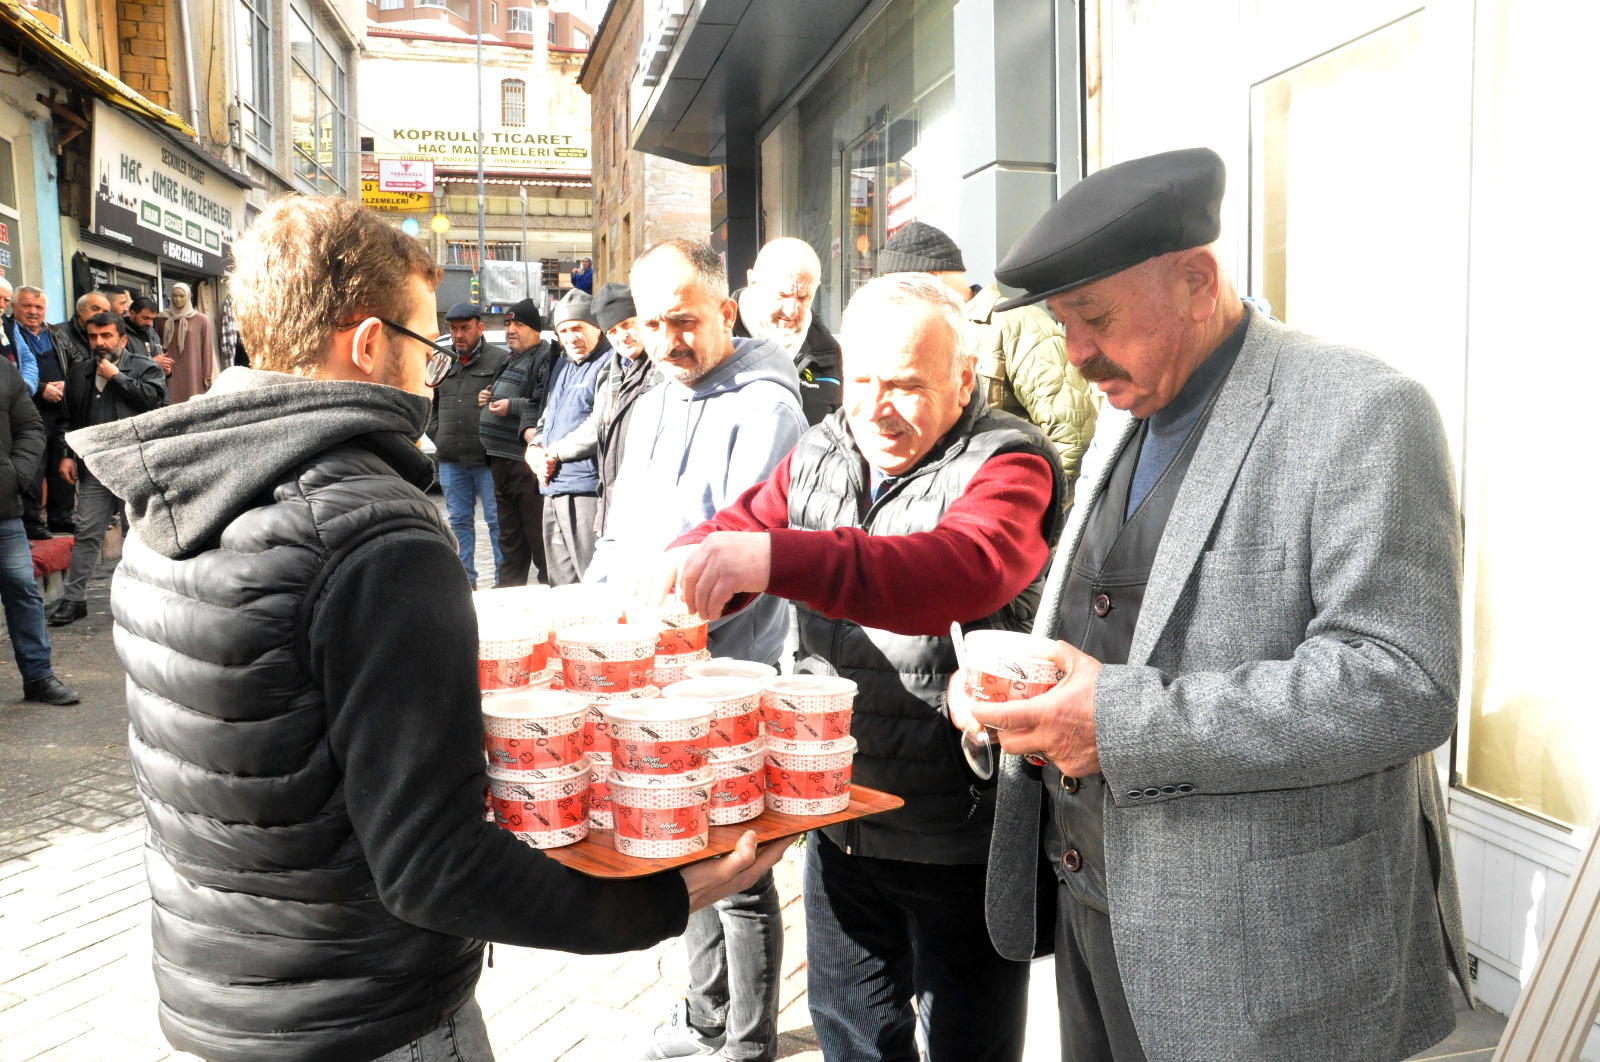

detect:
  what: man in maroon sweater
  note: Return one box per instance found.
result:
[650,274,1066,1062]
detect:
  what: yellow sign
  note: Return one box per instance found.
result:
[361,180,429,212]
[430,213,452,234]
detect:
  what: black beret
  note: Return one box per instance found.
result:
[591,282,636,333]
[880,221,965,275]
[444,300,482,321]
[994,147,1225,312]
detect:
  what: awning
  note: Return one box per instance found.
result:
[0,0,195,137]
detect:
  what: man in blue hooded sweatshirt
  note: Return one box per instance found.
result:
[586,239,806,1062]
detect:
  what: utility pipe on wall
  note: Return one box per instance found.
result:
[175,0,200,135]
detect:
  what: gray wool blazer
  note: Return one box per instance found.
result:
[986,306,1473,1062]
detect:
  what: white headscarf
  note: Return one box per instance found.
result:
[162,282,198,352]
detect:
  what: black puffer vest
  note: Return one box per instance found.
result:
[112,433,482,1062]
[789,400,1067,863]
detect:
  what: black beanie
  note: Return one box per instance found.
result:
[504,298,542,331]
[592,282,637,333]
[879,221,965,275]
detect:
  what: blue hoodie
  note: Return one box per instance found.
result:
[586,336,806,665]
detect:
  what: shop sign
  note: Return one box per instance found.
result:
[0,220,14,274]
[378,158,434,194]
[361,180,430,212]
[376,127,590,175]
[90,101,245,275]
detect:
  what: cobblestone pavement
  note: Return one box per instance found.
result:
[0,536,1501,1062]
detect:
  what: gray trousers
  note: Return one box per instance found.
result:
[1055,885,1147,1062]
[64,473,122,603]
[541,492,598,585]
[685,869,783,1061]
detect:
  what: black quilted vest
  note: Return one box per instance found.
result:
[788,400,1066,863]
[113,433,481,1062]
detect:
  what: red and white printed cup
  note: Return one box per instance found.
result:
[765,736,856,815]
[961,631,1065,703]
[487,759,592,848]
[583,685,661,757]
[760,675,856,749]
[604,699,713,778]
[481,690,588,774]
[589,752,613,829]
[707,739,767,825]
[683,658,779,683]
[476,597,551,690]
[558,623,660,695]
[664,677,764,749]
[545,590,627,690]
[609,766,713,858]
[626,601,710,656]
[654,648,712,687]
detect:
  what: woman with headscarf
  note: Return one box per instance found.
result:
[159,282,214,402]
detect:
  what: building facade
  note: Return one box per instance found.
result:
[579,0,710,287]
[360,6,593,317]
[0,0,364,375]
[623,0,1600,1052]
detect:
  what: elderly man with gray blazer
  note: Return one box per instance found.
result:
[948,148,1472,1062]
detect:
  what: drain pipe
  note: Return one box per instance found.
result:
[175,0,200,135]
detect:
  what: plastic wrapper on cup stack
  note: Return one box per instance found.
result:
[665,677,767,824]
[603,699,715,857]
[760,675,858,815]
[480,688,593,848]
[628,600,711,686]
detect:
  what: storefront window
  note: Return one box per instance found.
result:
[770,0,956,327]
[291,0,350,195]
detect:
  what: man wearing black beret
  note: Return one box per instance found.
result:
[951,148,1471,1061]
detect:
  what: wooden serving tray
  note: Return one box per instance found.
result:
[544,785,904,879]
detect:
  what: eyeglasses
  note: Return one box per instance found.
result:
[340,317,457,388]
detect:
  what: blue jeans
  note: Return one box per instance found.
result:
[804,831,1030,1062]
[0,517,55,681]
[365,999,494,1061]
[685,869,782,1061]
[438,462,502,586]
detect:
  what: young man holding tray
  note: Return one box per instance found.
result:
[66,196,785,1062]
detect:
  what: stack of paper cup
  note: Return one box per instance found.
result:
[664,678,766,824]
[604,699,715,857]
[558,623,660,695]
[960,631,1066,703]
[544,586,626,690]
[761,675,858,815]
[583,685,659,828]
[475,598,551,692]
[481,689,592,848]
[629,601,711,685]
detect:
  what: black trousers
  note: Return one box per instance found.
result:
[489,456,546,586]
[23,434,74,532]
[1054,884,1147,1062]
[804,831,1030,1062]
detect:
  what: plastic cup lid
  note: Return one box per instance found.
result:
[762,675,858,698]
[684,658,779,681]
[607,765,714,790]
[662,677,764,702]
[481,689,589,719]
[556,622,660,648]
[604,698,715,726]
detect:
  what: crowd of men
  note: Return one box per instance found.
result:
[44,144,1469,1062]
